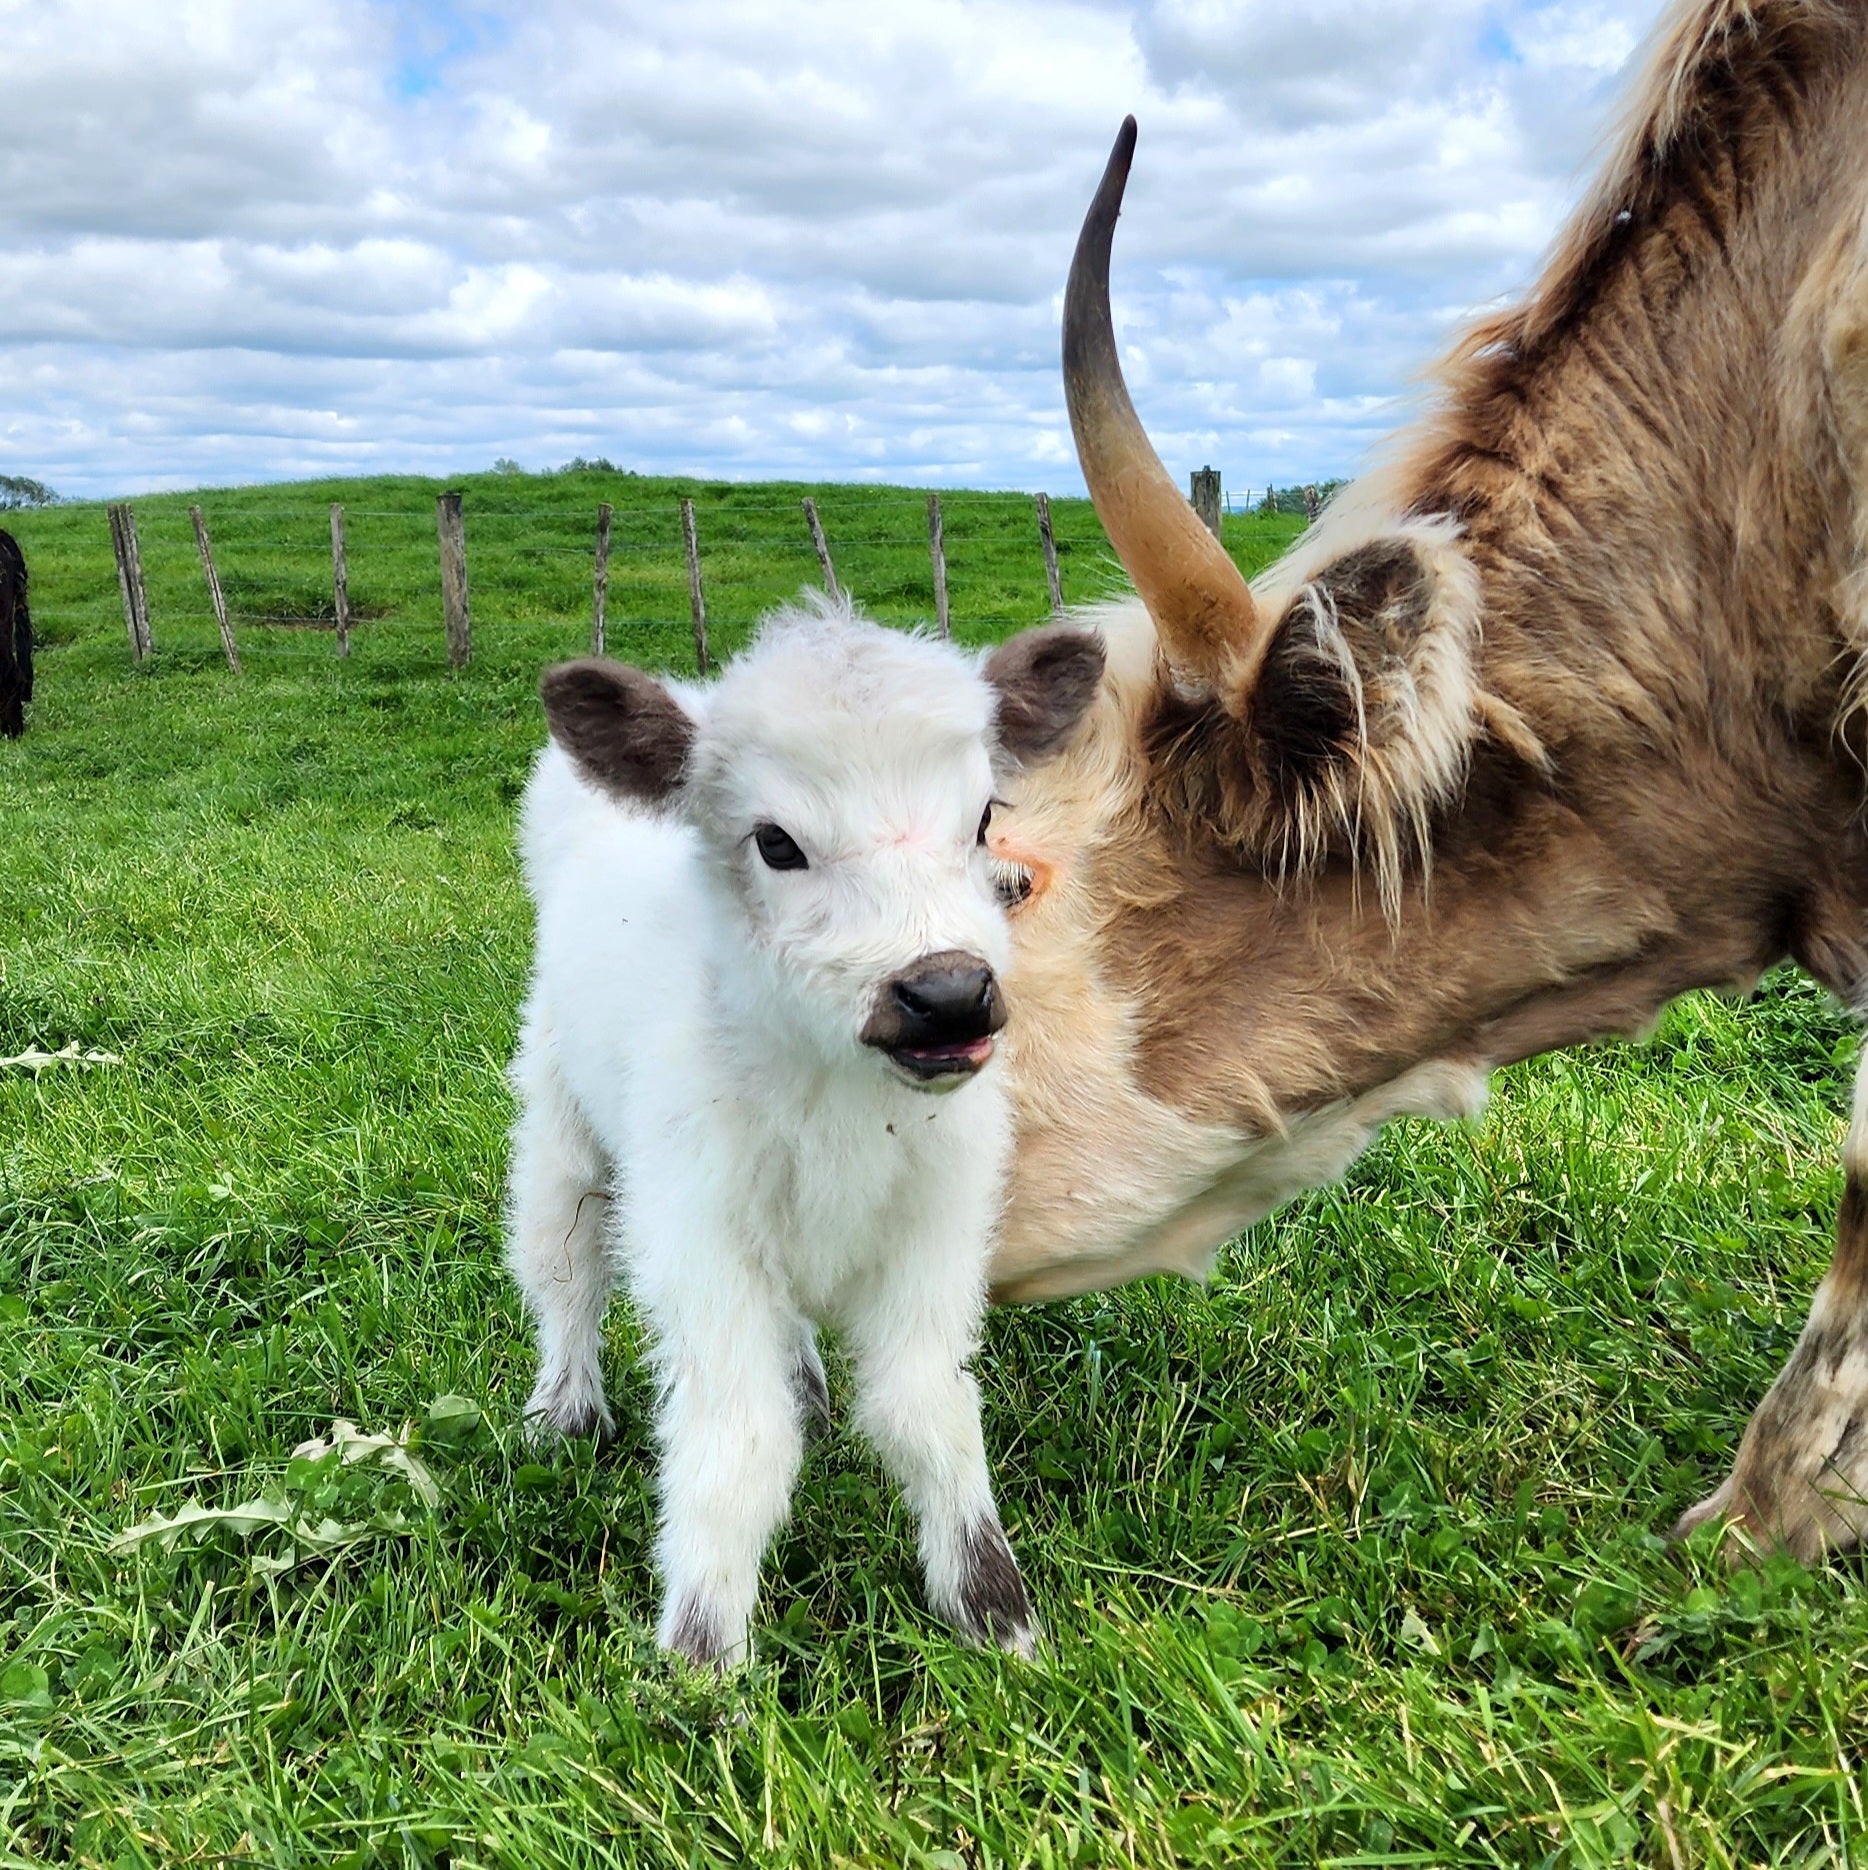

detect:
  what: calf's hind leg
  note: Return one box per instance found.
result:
[1675,1054,1868,1559]
[792,1325,831,1440]
[505,1010,617,1441]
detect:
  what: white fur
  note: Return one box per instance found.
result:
[505,600,1038,1665]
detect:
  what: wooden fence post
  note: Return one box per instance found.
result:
[1034,493,1064,619]
[801,497,839,598]
[1302,484,1321,525]
[107,503,151,661]
[592,502,613,656]
[436,491,470,667]
[107,506,137,660]
[330,504,351,658]
[1190,466,1222,540]
[927,493,950,640]
[680,498,711,675]
[126,507,152,659]
[189,506,240,673]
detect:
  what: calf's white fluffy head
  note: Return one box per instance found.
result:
[539,597,1103,1087]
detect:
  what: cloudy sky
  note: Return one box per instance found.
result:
[0,0,1660,500]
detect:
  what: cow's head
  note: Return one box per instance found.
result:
[1065,120,1541,912]
[539,600,1102,1088]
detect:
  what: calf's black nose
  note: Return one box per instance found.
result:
[886,952,1005,1047]
[862,951,1007,1075]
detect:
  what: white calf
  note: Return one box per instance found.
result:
[504,597,1103,1666]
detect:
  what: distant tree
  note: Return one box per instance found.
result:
[0,475,58,510]
[493,458,525,475]
[555,456,620,475]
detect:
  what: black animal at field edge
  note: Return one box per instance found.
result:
[0,528,32,738]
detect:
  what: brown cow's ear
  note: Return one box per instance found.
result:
[1249,534,1481,900]
[539,659,694,803]
[985,624,1106,764]
[1252,539,1434,785]
[1148,529,1487,916]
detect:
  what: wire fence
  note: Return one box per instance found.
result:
[13,478,1313,680]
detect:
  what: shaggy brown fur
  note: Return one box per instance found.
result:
[0,529,31,740]
[989,0,1868,1564]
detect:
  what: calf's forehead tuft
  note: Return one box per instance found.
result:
[701,605,995,768]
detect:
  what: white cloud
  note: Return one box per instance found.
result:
[0,0,1664,498]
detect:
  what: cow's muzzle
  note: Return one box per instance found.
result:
[863,951,1006,1085]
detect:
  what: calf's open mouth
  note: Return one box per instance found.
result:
[886,1034,996,1080]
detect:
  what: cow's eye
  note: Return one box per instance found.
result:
[977,802,995,846]
[754,823,808,871]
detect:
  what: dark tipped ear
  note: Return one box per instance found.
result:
[985,624,1105,764]
[539,659,694,803]
[1253,539,1436,783]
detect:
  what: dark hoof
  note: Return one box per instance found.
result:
[523,1377,616,1448]
[663,1598,736,1671]
[955,1519,1039,1659]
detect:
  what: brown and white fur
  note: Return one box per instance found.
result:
[986,0,1868,1564]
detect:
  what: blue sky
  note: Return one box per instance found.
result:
[0,0,1659,500]
[392,6,513,98]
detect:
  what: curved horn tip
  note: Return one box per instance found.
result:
[1065,118,1140,370]
[1091,118,1138,223]
[1060,110,1265,705]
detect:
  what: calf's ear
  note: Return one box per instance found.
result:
[539,659,694,803]
[984,624,1105,764]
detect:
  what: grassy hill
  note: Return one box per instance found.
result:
[0,471,1863,1866]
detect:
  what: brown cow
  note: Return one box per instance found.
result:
[986,0,1868,1563]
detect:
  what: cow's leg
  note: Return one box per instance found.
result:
[505,1011,617,1441]
[1675,1054,1868,1559]
[643,1271,803,1669]
[846,1267,1038,1658]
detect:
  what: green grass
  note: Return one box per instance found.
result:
[2,470,1866,1867]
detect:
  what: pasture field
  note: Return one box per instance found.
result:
[2,469,1865,1867]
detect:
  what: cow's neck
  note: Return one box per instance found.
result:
[1421,9,1868,726]
[1388,19,1868,1066]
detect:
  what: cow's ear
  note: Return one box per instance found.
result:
[1255,538,1459,783]
[1240,532,1489,903]
[985,623,1106,764]
[539,659,694,802]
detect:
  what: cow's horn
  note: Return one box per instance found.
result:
[1063,117,1266,704]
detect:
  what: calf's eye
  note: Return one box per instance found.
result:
[977,802,995,846]
[754,823,808,871]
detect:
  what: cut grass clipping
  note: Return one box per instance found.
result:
[2,467,1865,1866]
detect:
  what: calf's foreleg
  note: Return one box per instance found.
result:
[1675,1055,1868,1559]
[847,1264,1037,1657]
[641,1255,807,1668]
